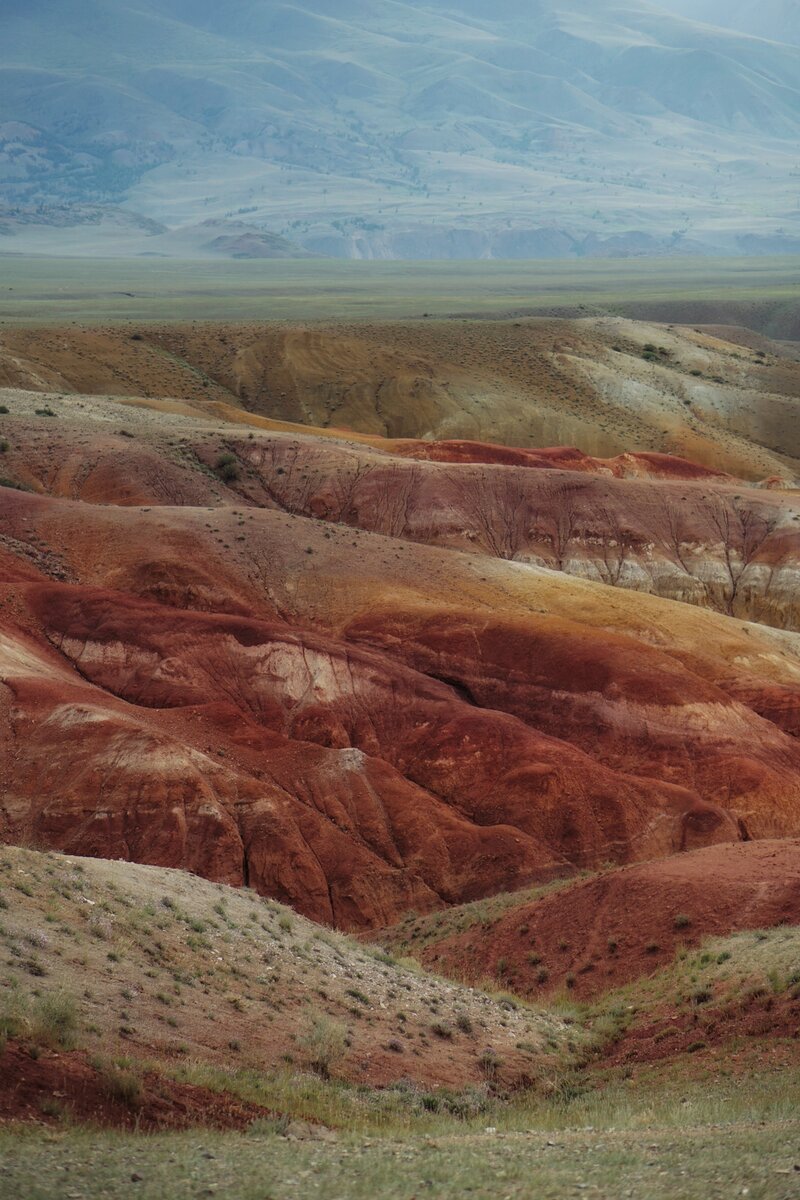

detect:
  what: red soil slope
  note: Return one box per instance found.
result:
[2,379,800,930]
[392,441,730,480]
[2,400,798,629]
[3,475,800,928]
[400,841,800,1000]
[0,1044,278,1131]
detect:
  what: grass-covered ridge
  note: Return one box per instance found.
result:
[577,925,800,1065]
[0,846,570,1099]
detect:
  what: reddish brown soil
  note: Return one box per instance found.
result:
[3,405,797,633]
[2,373,800,931]
[391,440,730,480]
[402,842,800,1000]
[604,993,800,1066]
[0,1043,277,1131]
[2,456,800,930]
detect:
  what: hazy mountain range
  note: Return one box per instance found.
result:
[1,0,799,258]
[655,1,799,44]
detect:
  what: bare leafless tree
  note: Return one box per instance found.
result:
[446,468,531,561]
[532,481,584,571]
[591,506,633,587]
[367,464,421,539]
[655,495,695,577]
[706,496,778,616]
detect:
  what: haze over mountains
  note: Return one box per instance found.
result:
[1,0,799,258]
[656,1,800,45]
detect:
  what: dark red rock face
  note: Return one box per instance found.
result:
[2,410,800,928]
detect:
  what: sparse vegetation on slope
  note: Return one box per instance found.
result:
[0,847,571,1113]
[3,847,800,1198]
[376,842,800,1003]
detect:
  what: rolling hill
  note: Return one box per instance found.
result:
[3,318,800,929]
[1,0,799,257]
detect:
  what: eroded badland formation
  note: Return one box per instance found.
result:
[3,311,800,1134]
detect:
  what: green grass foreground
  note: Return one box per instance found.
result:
[0,255,798,325]
[1,1065,799,1200]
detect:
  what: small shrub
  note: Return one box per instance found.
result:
[0,991,29,1047]
[215,453,239,483]
[101,1063,143,1107]
[38,1097,67,1119]
[300,1015,348,1078]
[687,1041,707,1053]
[431,1021,453,1040]
[477,1049,501,1081]
[248,1115,290,1136]
[674,914,691,930]
[456,1012,473,1035]
[32,992,79,1050]
[0,440,8,453]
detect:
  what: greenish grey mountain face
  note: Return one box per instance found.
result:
[1,0,799,258]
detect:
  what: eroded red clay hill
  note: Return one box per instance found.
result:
[2,394,798,629]
[388,841,800,1001]
[3,470,800,928]
[2,371,800,930]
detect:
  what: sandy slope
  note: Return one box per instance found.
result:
[2,317,799,478]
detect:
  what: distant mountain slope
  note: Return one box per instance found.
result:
[1,0,799,257]
[655,1,800,45]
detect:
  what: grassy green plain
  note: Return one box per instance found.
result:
[2,1072,799,1200]
[0,256,798,325]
